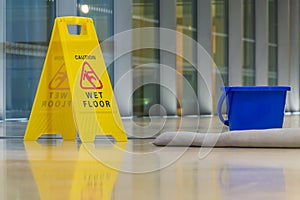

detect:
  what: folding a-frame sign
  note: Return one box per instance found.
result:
[24,17,127,142]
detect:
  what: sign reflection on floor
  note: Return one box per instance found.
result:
[24,141,127,200]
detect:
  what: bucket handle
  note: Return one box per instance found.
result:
[217,90,229,126]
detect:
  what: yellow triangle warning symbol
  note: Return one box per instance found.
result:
[49,63,70,90]
[80,61,103,90]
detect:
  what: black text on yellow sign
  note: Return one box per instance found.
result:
[24,16,127,142]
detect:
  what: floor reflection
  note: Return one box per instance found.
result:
[218,165,285,200]
[2,115,300,199]
[24,141,127,200]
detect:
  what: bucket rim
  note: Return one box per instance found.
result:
[222,86,291,92]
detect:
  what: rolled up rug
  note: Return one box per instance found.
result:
[153,128,300,148]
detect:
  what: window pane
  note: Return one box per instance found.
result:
[212,0,228,85]
[243,41,255,85]
[268,0,277,44]
[243,0,255,85]
[212,0,228,34]
[243,0,255,39]
[132,0,159,116]
[268,46,277,85]
[78,0,114,83]
[78,0,113,42]
[6,0,56,119]
[176,0,197,115]
[268,0,278,85]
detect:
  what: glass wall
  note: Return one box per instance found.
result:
[0,0,297,122]
[242,0,255,85]
[212,0,228,85]
[6,0,56,119]
[78,0,113,42]
[77,0,114,82]
[132,0,159,116]
[268,0,278,85]
[176,0,197,115]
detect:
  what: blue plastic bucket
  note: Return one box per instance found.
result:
[217,86,291,130]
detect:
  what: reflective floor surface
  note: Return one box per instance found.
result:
[1,115,300,199]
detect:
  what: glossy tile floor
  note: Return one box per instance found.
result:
[1,115,300,199]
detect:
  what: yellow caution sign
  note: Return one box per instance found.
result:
[24,16,127,142]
